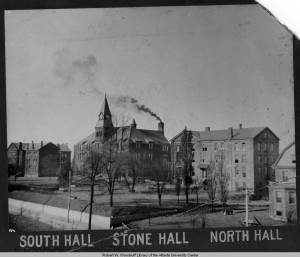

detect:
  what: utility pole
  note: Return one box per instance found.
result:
[245,186,248,227]
[67,168,71,223]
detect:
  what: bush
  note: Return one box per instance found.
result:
[287,210,297,224]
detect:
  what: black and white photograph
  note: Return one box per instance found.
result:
[4,1,297,238]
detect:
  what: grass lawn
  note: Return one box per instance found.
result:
[128,207,291,229]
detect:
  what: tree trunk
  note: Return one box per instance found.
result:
[88,182,94,230]
[110,192,113,207]
[124,175,131,192]
[158,193,162,206]
[185,185,189,204]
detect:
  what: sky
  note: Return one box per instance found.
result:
[5,4,295,151]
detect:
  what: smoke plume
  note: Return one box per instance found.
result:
[112,95,162,122]
[53,48,98,85]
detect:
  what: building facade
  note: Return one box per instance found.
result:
[269,142,296,222]
[73,96,171,179]
[170,124,279,192]
[7,141,71,177]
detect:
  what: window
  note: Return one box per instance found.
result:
[234,154,239,163]
[163,145,168,152]
[264,143,267,151]
[282,171,289,182]
[201,159,205,163]
[276,210,282,216]
[275,191,283,203]
[242,167,246,177]
[176,145,180,152]
[242,182,246,189]
[235,166,239,176]
[291,154,296,164]
[242,142,246,151]
[270,156,274,164]
[149,143,153,150]
[202,147,208,151]
[136,142,141,149]
[221,142,224,149]
[202,170,207,178]
[289,192,296,204]
[258,155,261,163]
[257,143,261,152]
[264,156,268,163]
[270,143,274,152]
[235,182,239,190]
[264,132,267,138]
[214,143,218,151]
[242,154,246,162]
[259,167,262,177]
[234,143,239,151]
[148,153,153,160]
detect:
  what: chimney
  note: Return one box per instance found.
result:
[228,127,233,139]
[205,127,210,132]
[158,121,164,135]
[239,123,242,129]
[131,119,137,129]
[41,140,43,148]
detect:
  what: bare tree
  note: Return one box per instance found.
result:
[151,160,168,206]
[101,138,123,207]
[206,161,218,212]
[214,150,230,207]
[193,177,203,204]
[175,178,181,205]
[180,128,195,204]
[218,172,230,207]
[119,152,141,192]
[82,148,106,230]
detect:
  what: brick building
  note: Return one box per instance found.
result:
[7,141,71,177]
[73,96,171,178]
[170,124,279,192]
[269,141,296,221]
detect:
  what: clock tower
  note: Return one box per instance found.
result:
[95,95,114,142]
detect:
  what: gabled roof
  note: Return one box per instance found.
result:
[199,127,267,141]
[171,126,276,142]
[130,128,169,144]
[9,142,71,152]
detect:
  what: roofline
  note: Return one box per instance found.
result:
[170,129,186,142]
[253,127,280,141]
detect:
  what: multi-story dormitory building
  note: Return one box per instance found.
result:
[73,96,171,178]
[170,124,279,192]
[7,141,71,177]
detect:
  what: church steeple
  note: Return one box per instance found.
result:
[95,94,114,142]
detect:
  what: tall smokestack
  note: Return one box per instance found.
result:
[158,121,164,135]
[228,127,233,139]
